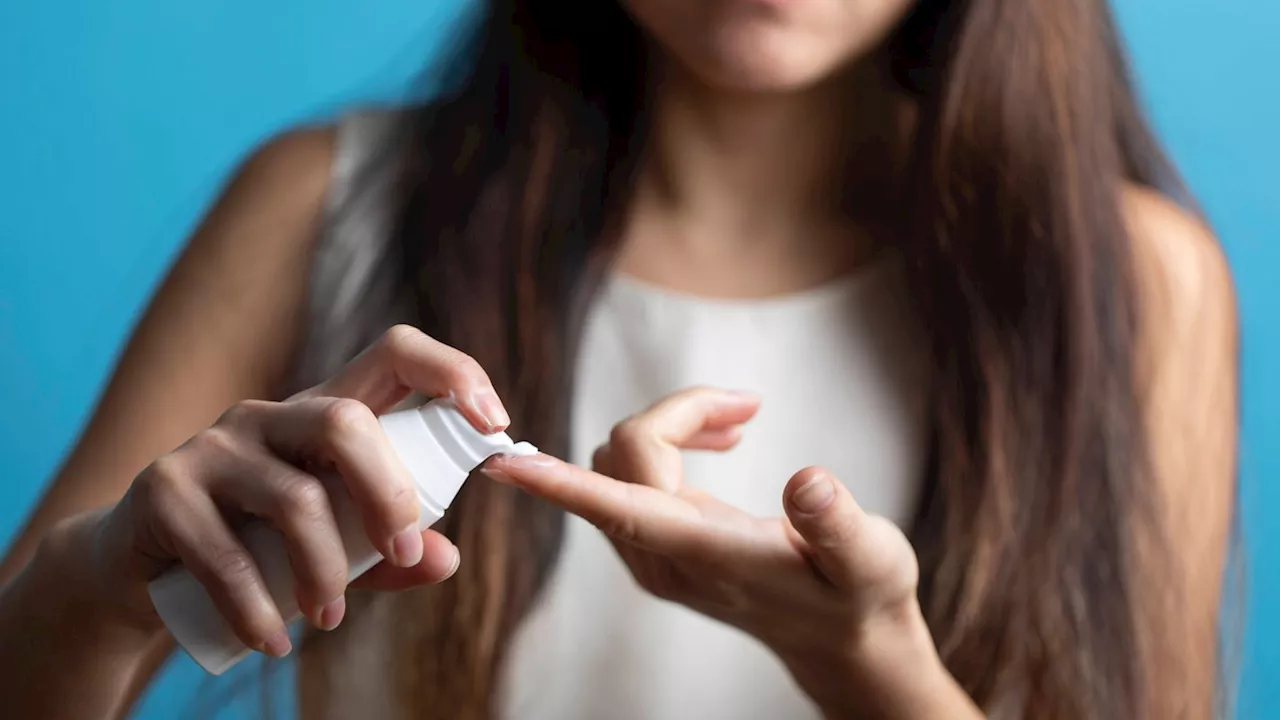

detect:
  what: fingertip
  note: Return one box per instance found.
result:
[714,390,762,421]
[486,451,559,474]
[442,545,461,581]
[711,389,761,415]
[450,388,511,434]
[421,530,461,582]
[317,596,346,632]
[390,526,424,567]
[685,426,743,451]
[784,467,838,516]
[263,631,293,658]
[353,532,460,591]
[784,466,829,496]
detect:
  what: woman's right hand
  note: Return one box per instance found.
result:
[64,325,508,659]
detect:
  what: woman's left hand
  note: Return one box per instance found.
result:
[482,387,950,714]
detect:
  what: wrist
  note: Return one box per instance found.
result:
[784,600,980,720]
[18,510,164,645]
[0,511,171,719]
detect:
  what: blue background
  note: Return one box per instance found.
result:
[0,0,1275,717]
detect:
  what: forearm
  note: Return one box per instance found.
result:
[789,604,984,720]
[0,517,169,720]
[809,652,981,720]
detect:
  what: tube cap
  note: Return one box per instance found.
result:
[379,400,538,519]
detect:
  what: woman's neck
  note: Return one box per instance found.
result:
[641,64,854,232]
[618,59,902,297]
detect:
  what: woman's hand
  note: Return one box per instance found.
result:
[483,387,967,717]
[67,325,508,659]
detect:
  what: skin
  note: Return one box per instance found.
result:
[482,389,980,717]
[0,0,1237,717]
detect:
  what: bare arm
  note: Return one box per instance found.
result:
[0,511,166,720]
[0,126,337,718]
[0,127,336,583]
[1124,186,1239,718]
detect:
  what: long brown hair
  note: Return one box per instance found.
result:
[310,0,1213,717]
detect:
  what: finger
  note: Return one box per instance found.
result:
[258,398,424,569]
[207,449,349,631]
[590,428,740,484]
[628,387,760,446]
[154,474,292,657]
[483,453,706,554]
[590,444,615,475]
[609,388,759,491]
[296,324,509,433]
[683,426,744,452]
[489,453,817,600]
[351,530,461,592]
[783,467,883,591]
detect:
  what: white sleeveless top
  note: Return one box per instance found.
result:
[294,111,929,720]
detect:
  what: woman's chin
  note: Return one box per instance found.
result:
[677,45,847,95]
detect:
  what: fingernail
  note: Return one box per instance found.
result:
[473,390,511,433]
[792,476,835,514]
[480,466,513,483]
[442,547,461,581]
[318,596,346,631]
[263,631,293,658]
[500,452,557,468]
[391,526,424,567]
[727,389,759,400]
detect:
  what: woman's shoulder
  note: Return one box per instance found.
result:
[217,106,413,290]
[1120,184,1235,342]
[237,123,338,209]
[242,107,408,219]
[1120,184,1236,416]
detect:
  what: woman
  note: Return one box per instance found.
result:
[0,0,1238,718]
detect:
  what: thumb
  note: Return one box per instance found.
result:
[783,467,889,592]
[293,325,508,432]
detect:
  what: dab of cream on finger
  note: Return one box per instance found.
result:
[508,441,539,456]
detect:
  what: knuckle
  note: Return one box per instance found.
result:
[276,475,331,524]
[366,479,419,530]
[441,353,485,388]
[609,419,647,453]
[296,556,348,602]
[590,445,612,474]
[381,324,421,354]
[194,427,242,457]
[319,398,375,443]
[205,549,258,589]
[136,455,193,510]
[141,483,184,526]
[141,453,184,487]
[216,400,267,428]
[387,482,417,512]
[316,564,350,596]
[595,513,638,545]
[608,420,659,472]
